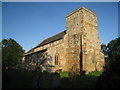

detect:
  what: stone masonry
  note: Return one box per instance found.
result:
[24,7,105,73]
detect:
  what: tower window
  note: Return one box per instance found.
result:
[55,55,59,65]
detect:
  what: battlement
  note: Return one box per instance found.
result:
[66,7,96,18]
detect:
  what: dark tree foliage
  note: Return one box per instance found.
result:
[101,44,107,55]
[0,42,2,69]
[101,43,108,60]
[2,38,24,69]
[97,37,120,88]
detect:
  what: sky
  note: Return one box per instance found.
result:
[2,2,118,52]
[0,2,2,41]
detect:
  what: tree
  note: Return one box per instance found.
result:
[101,43,108,60]
[2,38,24,69]
[0,42,2,69]
[97,37,120,88]
[106,38,120,62]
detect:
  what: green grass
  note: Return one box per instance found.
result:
[60,71,69,78]
[60,71,101,88]
[3,70,101,88]
[87,71,102,77]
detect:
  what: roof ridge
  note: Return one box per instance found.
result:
[34,30,66,48]
[43,30,66,41]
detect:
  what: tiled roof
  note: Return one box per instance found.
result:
[36,30,66,47]
[26,30,66,54]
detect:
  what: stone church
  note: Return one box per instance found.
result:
[24,7,104,73]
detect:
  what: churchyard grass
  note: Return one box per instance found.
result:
[3,69,34,88]
[3,69,101,88]
[60,71,101,88]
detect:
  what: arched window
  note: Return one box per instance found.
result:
[55,55,59,65]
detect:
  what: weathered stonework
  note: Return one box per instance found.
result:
[23,7,105,73]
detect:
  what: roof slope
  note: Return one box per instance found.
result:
[26,30,66,54]
[35,30,66,47]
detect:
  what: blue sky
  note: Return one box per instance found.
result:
[2,2,118,52]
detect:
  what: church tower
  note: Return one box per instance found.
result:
[64,7,104,72]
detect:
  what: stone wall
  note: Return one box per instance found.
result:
[46,40,67,72]
[24,38,67,72]
[24,7,105,73]
[65,7,104,72]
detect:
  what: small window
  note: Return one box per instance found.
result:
[55,55,59,65]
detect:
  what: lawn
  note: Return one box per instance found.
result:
[3,70,101,88]
[60,71,101,88]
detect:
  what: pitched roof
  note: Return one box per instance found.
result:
[26,30,66,54]
[35,30,66,48]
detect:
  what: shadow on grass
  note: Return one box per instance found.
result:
[2,69,61,88]
[2,69,34,88]
[2,70,100,88]
[60,75,98,88]
[60,72,101,88]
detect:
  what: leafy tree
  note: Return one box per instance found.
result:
[101,43,107,53]
[101,43,108,60]
[0,42,2,68]
[106,38,120,62]
[97,37,120,88]
[104,37,120,77]
[2,38,24,69]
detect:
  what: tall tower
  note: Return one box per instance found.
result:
[64,7,104,72]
